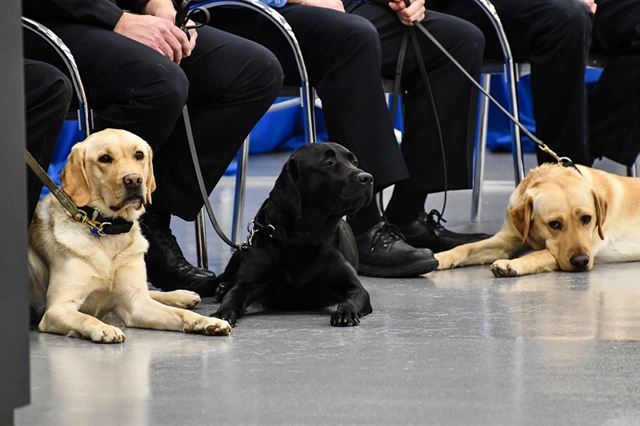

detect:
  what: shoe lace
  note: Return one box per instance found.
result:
[425,209,447,231]
[371,222,405,249]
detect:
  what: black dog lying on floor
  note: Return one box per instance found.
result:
[194,143,374,327]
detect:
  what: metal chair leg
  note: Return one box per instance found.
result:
[505,63,525,184]
[471,74,491,223]
[195,210,208,269]
[231,137,250,245]
[628,160,638,178]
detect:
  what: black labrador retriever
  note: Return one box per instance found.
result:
[197,142,374,327]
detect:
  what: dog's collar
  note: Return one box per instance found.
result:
[78,206,134,236]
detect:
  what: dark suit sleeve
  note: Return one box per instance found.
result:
[22,0,131,29]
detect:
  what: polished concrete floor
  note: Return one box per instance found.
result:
[16,152,640,426]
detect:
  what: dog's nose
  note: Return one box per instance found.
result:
[570,254,590,269]
[123,173,142,189]
[356,172,373,185]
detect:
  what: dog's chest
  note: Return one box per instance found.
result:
[278,245,339,285]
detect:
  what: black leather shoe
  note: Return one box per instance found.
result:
[355,221,438,278]
[140,213,215,291]
[398,210,491,253]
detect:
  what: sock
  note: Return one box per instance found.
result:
[348,199,383,236]
[385,184,427,226]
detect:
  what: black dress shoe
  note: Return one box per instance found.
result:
[398,210,491,253]
[140,214,215,291]
[355,221,438,278]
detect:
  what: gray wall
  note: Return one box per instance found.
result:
[0,0,31,424]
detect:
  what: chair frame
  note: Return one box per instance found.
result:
[189,0,317,268]
[21,17,92,137]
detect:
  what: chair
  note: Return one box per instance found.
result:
[188,0,317,268]
[21,17,92,138]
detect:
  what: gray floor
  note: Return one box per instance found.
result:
[16,152,640,426]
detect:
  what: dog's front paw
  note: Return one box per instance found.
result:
[435,252,457,270]
[169,290,201,309]
[331,306,361,327]
[89,324,126,343]
[491,259,520,277]
[211,308,237,327]
[189,316,231,336]
[213,282,232,303]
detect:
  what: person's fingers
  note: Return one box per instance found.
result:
[168,24,191,58]
[155,38,175,61]
[388,1,404,11]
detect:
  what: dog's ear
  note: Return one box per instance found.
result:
[269,158,301,218]
[144,146,157,204]
[60,143,91,207]
[591,189,607,240]
[510,194,534,245]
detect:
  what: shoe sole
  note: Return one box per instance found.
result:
[358,257,439,278]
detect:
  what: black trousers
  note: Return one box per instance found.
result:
[430,0,594,166]
[24,24,282,221]
[589,0,640,166]
[348,4,485,193]
[24,59,72,223]
[209,5,408,192]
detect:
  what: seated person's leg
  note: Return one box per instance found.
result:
[430,0,593,166]
[144,26,283,290]
[588,0,640,166]
[24,59,72,223]
[210,5,439,278]
[350,4,490,252]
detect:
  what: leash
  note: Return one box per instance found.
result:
[384,18,450,220]
[176,0,246,250]
[24,150,133,236]
[409,15,582,175]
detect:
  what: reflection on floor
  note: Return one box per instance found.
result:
[16,152,640,426]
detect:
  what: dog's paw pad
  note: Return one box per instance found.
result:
[491,260,519,277]
[90,325,126,343]
[171,290,201,309]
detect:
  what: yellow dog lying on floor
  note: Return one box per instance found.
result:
[29,129,231,343]
[436,163,640,276]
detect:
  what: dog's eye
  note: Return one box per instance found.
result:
[548,220,563,230]
[352,159,358,167]
[580,215,592,225]
[98,154,112,164]
[135,151,144,161]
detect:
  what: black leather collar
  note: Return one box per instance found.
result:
[78,206,134,236]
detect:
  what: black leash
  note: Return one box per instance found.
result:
[383,15,450,220]
[176,1,243,250]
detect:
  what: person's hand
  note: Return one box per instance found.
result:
[143,0,197,58]
[114,13,191,63]
[388,0,426,26]
[582,0,597,14]
[288,0,345,12]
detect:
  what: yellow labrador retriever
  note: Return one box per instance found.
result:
[29,129,231,343]
[436,163,640,276]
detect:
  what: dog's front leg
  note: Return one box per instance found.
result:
[213,278,269,327]
[491,249,559,277]
[436,230,522,269]
[114,265,231,335]
[331,267,372,327]
[40,263,125,343]
[149,290,201,309]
